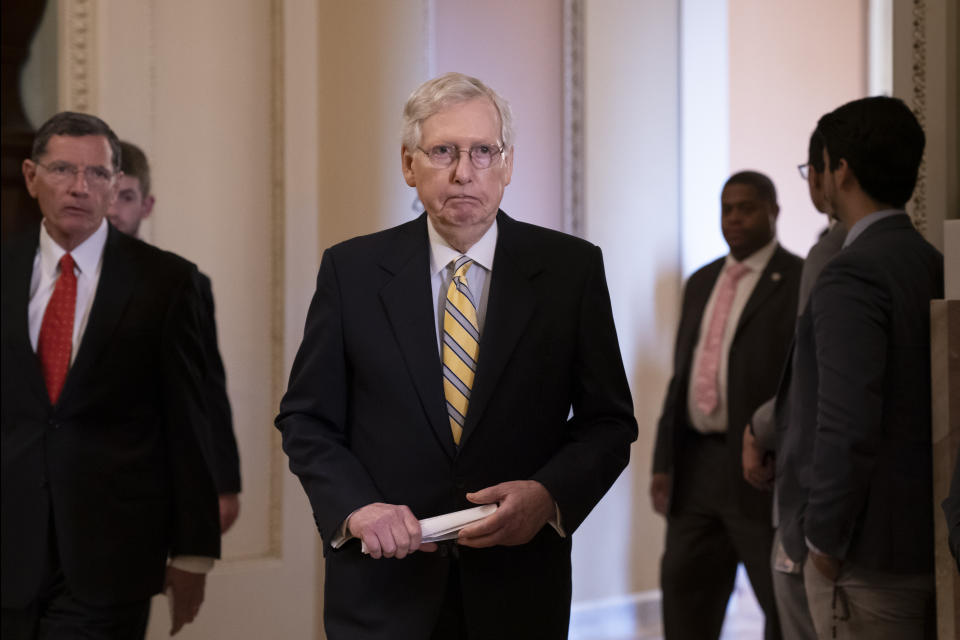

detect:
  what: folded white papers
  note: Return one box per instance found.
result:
[420,503,498,543]
[360,503,497,554]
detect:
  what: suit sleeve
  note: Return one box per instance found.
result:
[803,258,889,558]
[750,396,777,452]
[531,246,638,533]
[195,273,242,494]
[652,278,695,475]
[275,250,383,546]
[162,268,221,558]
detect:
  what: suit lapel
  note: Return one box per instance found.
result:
[378,216,455,459]
[736,247,789,335]
[459,213,537,449]
[1,228,48,404]
[57,226,138,407]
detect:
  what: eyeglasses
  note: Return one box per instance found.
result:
[36,161,116,189]
[417,143,504,170]
[797,163,810,180]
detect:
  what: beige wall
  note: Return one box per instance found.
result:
[729,0,868,255]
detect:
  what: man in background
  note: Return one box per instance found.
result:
[108,140,242,533]
[652,171,802,639]
[741,130,846,640]
[777,96,943,638]
[1,112,219,638]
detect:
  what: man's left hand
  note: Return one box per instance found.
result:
[165,566,206,636]
[742,424,775,491]
[809,548,841,581]
[458,480,554,548]
[219,493,240,533]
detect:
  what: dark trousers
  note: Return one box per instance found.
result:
[1,518,150,640]
[661,432,781,640]
[430,546,467,640]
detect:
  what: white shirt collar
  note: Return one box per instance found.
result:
[427,216,498,276]
[39,217,109,278]
[725,236,778,273]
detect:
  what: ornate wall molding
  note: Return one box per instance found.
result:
[563,0,585,237]
[909,0,927,234]
[59,0,97,113]
[269,0,285,559]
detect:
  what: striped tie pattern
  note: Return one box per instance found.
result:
[443,256,479,445]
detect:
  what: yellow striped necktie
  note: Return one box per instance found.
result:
[442,256,479,446]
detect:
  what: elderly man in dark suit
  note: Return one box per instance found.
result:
[1,112,220,639]
[108,139,242,534]
[651,171,802,639]
[276,72,637,639]
[778,96,943,639]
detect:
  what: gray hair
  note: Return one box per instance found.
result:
[402,72,514,151]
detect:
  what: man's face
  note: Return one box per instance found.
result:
[806,163,830,215]
[401,97,513,244]
[22,134,118,250]
[720,182,777,261]
[107,175,154,237]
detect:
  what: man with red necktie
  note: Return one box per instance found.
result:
[651,171,802,639]
[1,112,220,639]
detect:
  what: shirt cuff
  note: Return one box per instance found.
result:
[548,501,566,538]
[170,556,216,574]
[331,510,359,549]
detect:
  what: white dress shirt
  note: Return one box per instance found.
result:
[687,238,778,434]
[29,219,213,574]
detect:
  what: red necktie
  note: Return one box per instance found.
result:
[38,253,77,404]
[692,262,750,415]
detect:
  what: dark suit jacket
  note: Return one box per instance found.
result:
[778,213,943,573]
[653,245,802,519]
[1,223,221,607]
[195,272,241,494]
[276,211,637,639]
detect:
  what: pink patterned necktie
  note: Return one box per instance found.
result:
[692,262,750,415]
[38,253,77,404]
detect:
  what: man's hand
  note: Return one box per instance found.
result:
[809,548,841,581]
[165,566,206,636]
[219,493,240,533]
[458,480,554,548]
[742,424,775,491]
[347,503,437,559]
[650,472,670,516]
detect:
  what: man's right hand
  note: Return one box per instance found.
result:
[650,472,670,516]
[346,503,438,559]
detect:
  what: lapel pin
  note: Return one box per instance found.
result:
[771,272,781,282]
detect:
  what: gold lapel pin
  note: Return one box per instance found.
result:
[771,272,781,282]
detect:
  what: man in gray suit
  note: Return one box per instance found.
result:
[777,96,943,639]
[742,129,846,640]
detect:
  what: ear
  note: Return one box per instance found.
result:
[401,146,417,187]
[502,145,514,186]
[834,158,854,188]
[22,159,39,198]
[142,195,156,218]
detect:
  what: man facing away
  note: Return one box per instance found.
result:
[1,112,219,638]
[651,171,803,639]
[777,96,943,639]
[741,129,847,640]
[107,139,242,534]
[276,72,637,639]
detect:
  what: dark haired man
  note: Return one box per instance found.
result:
[652,170,802,639]
[778,96,943,639]
[741,130,846,640]
[109,140,242,533]
[1,112,220,638]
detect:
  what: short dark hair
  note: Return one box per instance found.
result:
[724,170,778,206]
[32,111,122,172]
[816,96,924,208]
[808,129,826,173]
[119,140,151,197]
